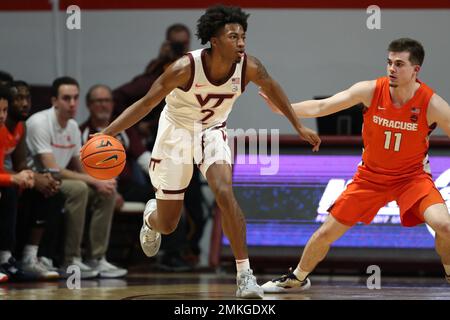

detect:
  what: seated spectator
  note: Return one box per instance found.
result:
[25,77,127,279]
[0,85,38,282]
[4,81,63,280]
[80,84,152,207]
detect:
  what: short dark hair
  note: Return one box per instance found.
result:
[51,76,79,98]
[388,38,425,66]
[196,5,249,45]
[166,23,191,40]
[11,80,30,90]
[85,84,112,105]
[0,71,13,85]
[0,85,12,107]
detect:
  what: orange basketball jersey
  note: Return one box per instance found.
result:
[359,77,435,181]
[0,122,24,186]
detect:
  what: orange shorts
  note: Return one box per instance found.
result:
[329,172,444,227]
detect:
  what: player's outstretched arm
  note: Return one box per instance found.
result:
[260,80,375,118]
[427,94,450,137]
[246,55,321,151]
[102,56,192,137]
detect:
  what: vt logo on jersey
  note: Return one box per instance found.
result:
[96,140,113,148]
[95,154,118,166]
[195,94,235,124]
[195,94,235,108]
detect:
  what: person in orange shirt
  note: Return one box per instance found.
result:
[0,85,34,282]
[260,38,450,292]
[0,86,34,188]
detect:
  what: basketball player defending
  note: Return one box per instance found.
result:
[99,5,320,299]
[260,38,450,292]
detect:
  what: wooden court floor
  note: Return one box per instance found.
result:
[1,270,450,300]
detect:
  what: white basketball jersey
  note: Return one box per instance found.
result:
[164,48,247,130]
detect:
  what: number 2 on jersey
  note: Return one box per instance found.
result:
[383,131,402,152]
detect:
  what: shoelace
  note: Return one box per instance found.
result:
[271,267,297,283]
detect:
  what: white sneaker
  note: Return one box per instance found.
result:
[21,257,59,280]
[38,257,58,272]
[261,268,311,293]
[86,257,128,278]
[236,269,264,299]
[61,257,99,279]
[140,199,161,257]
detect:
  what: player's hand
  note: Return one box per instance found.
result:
[93,178,116,195]
[12,170,34,189]
[80,132,106,160]
[298,126,321,152]
[258,89,282,114]
[88,132,106,140]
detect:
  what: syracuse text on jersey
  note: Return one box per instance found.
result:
[372,114,418,131]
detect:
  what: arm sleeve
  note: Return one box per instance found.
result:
[0,173,13,186]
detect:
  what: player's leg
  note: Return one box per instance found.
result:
[397,179,449,283]
[422,201,450,282]
[205,162,263,299]
[206,163,248,260]
[262,175,386,293]
[199,125,263,299]
[140,117,195,257]
[140,158,193,257]
[299,214,352,274]
[262,215,351,293]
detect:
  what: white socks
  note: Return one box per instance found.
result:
[0,250,12,264]
[236,259,250,277]
[22,245,38,263]
[293,266,309,282]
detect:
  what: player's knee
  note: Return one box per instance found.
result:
[435,223,450,239]
[213,184,234,205]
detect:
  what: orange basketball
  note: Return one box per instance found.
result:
[81,134,126,180]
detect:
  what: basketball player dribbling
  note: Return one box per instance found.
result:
[260,38,450,293]
[98,5,321,299]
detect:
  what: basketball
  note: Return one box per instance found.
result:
[80,134,126,180]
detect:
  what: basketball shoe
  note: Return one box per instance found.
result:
[21,256,59,280]
[85,257,128,278]
[236,269,264,299]
[140,199,161,257]
[262,267,311,293]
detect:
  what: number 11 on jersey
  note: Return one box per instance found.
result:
[384,131,402,152]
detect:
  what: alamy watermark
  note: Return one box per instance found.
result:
[366,5,381,30]
[66,265,81,290]
[366,265,381,289]
[158,122,280,175]
[66,5,81,30]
